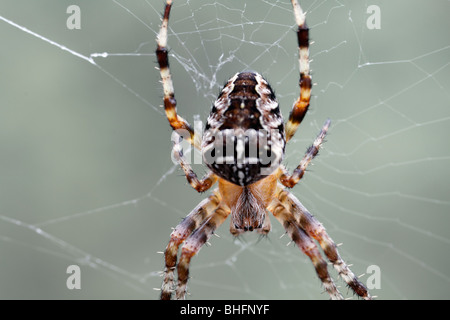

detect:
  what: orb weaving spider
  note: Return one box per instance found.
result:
[156,0,372,300]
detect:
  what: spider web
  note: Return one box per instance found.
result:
[0,0,449,300]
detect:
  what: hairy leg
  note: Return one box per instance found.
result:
[172,131,217,193]
[278,189,372,300]
[160,191,221,300]
[156,0,199,148]
[285,0,312,142]
[280,119,330,188]
[176,205,230,299]
[269,199,343,300]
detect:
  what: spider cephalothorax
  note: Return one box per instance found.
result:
[156,0,372,300]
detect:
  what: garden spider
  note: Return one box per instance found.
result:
[156,0,372,300]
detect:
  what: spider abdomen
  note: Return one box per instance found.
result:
[202,72,285,186]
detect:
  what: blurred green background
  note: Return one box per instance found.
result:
[0,0,449,299]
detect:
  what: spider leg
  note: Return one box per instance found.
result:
[269,199,343,300]
[280,119,330,188]
[285,0,311,142]
[160,191,221,300]
[172,131,218,193]
[176,205,230,300]
[278,189,372,300]
[156,0,199,149]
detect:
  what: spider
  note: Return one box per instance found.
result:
[156,0,372,300]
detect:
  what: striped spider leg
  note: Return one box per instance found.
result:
[155,0,200,149]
